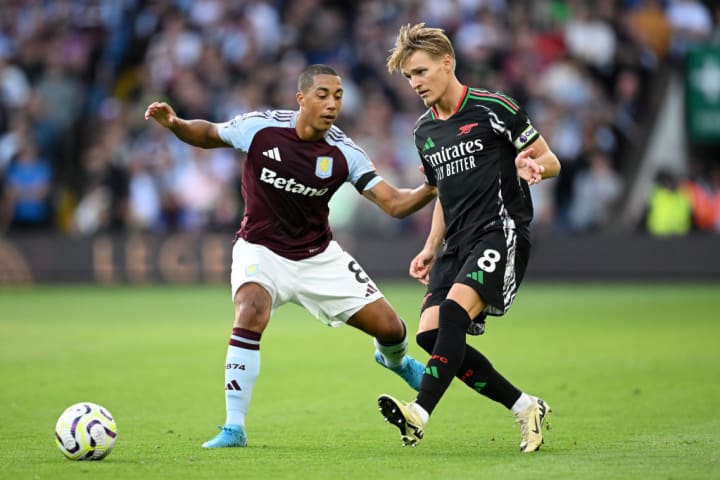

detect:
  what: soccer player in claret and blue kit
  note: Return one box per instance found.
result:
[376,23,561,452]
[145,64,437,448]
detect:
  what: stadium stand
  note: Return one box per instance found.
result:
[0,0,718,239]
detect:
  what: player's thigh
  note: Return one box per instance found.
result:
[296,241,385,327]
[420,243,462,321]
[446,283,485,319]
[456,228,529,316]
[418,305,440,333]
[230,239,294,325]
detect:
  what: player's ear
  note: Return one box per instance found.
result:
[443,54,453,73]
[296,91,304,107]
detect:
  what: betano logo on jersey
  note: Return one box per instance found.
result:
[259,167,328,197]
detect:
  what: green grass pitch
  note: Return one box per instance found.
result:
[0,282,718,479]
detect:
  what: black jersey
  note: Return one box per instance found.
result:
[415,86,539,244]
[218,110,381,260]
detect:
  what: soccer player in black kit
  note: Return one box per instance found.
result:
[377,23,561,452]
[145,64,436,448]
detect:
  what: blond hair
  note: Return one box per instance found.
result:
[386,23,455,73]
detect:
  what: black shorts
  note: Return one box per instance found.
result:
[421,227,531,317]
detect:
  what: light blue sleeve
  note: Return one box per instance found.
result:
[217,110,294,152]
[326,127,383,191]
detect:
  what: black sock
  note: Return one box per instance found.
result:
[416,300,470,414]
[416,329,522,409]
[415,329,438,353]
[458,347,522,409]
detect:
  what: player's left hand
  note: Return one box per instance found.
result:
[515,148,544,185]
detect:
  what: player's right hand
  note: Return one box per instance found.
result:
[409,249,435,286]
[144,101,177,128]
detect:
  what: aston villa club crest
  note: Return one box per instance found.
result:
[315,156,333,178]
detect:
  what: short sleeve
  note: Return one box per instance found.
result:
[218,112,275,152]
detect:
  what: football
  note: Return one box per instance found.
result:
[54,402,117,460]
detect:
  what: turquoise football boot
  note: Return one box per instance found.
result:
[374,352,424,391]
[202,425,247,448]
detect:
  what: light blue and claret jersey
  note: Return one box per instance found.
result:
[218,110,381,260]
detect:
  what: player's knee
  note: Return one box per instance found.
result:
[416,329,438,354]
[235,301,264,319]
[233,305,269,332]
[233,288,271,331]
[379,315,406,343]
[439,299,471,329]
[350,302,405,343]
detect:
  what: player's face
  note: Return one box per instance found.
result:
[401,51,453,108]
[297,74,343,134]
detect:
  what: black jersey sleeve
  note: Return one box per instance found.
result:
[480,91,539,152]
[420,156,436,186]
[505,108,539,151]
[510,114,540,152]
[413,119,437,186]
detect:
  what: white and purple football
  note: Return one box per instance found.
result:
[55,402,117,460]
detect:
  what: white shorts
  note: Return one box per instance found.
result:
[230,239,384,327]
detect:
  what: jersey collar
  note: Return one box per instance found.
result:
[431,85,468,120]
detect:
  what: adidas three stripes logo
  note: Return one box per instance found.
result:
[226,380,242,391]
[262,147,281,161]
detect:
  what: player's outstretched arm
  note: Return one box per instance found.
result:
[144,101,227,149]
[362,180,437,218]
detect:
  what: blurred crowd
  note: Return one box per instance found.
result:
[0,0,719,238]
